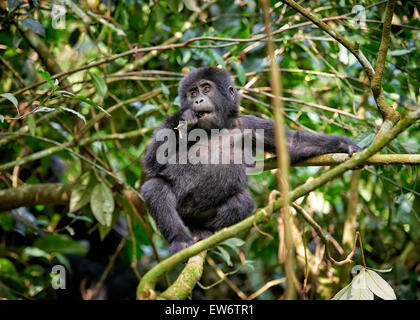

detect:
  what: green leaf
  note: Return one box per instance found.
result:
[214,246,233,266]
[0,213,13,231]
[57,90,75,97]
[243,260,256,272]
[55,253,71,270]
[365,269,396,300]
[183,0,200,12]
[33,106,56,113]
[37,70,55,89]
[367,267,393,273]
[222,237,245,247]
[21,18,45,36]
[34,234,89,256]
[22,247,51,261]
[89,72,108,98]
[69,172,95,212]
[232,61,246,85]
[220,237,245,255]
[160,84,170,97]
[210,50,226,68]
[0,93,19,114]
[143,23,155,43]
[90,182,115,227]
[135,104,160,118]
[0,258,17,277]
[67,212,93,223]
[167,0,183,12]
[353,131,375,149]
[59,106,86,123]
[98,210,121,241]
[76,96,111,117]
[27,114,36,135]
[389,48,415,56]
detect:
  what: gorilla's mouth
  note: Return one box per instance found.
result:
[196,111,212,119]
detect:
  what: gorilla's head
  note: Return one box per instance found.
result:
[178,67,241,130]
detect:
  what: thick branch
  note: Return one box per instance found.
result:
[371,0,396,99]
[0,183,72,211]
[1,154,419,212]
[263,153,420,169]
[157,251,207,300]
[370,0,400,139]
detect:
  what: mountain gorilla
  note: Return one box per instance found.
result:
[141,67,361,254]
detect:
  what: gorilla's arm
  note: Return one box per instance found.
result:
[142,108,198,177]
[142,112,181,177]
[239,115,361,165]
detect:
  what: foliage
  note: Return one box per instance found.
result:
[0,0,419,300]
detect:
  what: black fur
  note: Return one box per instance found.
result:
[141,67,361,254]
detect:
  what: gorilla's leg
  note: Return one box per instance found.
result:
[201,190,256,231]
[141,178,193,254]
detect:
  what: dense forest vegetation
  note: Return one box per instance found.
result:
[0,0,419,300]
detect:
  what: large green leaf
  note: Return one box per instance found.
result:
[34,234,89,256]
[27,114,36,135]
[90,182,115,227]
[69,172,95,212]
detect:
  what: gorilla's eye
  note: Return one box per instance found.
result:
[190,90,198,98]
[203,84,210,93]
[229,86,235,96]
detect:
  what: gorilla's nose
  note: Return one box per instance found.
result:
[195,98,204,105]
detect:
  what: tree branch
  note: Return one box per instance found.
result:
[292,203,358,266]
[370,0,400,141]
[157,251,207,300]
[0,183,72,211]
[279,0,375,80]
[262,153,420,169]
[279,0,400,136]
[1,154,419,212]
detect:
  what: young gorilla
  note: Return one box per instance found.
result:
[141,67,361,254]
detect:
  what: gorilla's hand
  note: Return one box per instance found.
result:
[170,239,194,255]
[338,137,362,156]
[192,229,213,242]
[181,108,199,129]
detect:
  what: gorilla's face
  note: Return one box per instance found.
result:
[186,79,218,129]
[179,67,241,130]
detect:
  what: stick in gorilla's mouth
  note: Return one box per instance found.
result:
[196,111,211,119]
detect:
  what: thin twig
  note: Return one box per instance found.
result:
[91,236,127,299]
